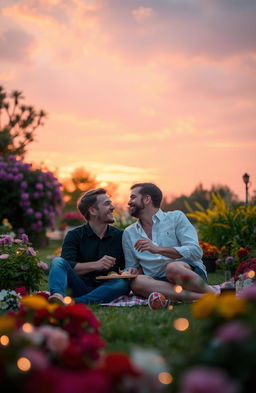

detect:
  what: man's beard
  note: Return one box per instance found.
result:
[130,201,145,218]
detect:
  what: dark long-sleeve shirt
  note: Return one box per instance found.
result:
[61,224,125,285]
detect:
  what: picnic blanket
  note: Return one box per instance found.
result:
[101,294,148,307]
[101,285,222,307]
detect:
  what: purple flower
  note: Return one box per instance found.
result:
[27,247,37,256]
[20,265,28,271]
[20,181,28,188]
[37,261,49,271]
[26,208,34,215]
[239,285,256,301]
[225,256,234,263]
[21,192,29,200]
[32,192,41,199]
[21,233,29,244]
[34,212,42,219]
[215,258,222,265]
[35,183,44,190]
[1,235,13,245]
[0,254,9,259]
[180,366,239,393]
[215,321,250,343]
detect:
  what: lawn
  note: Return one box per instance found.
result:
[38,239,225,365]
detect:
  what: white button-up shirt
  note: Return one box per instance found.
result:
[122,209,205,279]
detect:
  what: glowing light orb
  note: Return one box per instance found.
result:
[173,318,189,331]
[17,357,31,372]
[158,372,173,384]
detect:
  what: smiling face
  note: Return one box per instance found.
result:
[128,186,146,218]
[93,193,115,224]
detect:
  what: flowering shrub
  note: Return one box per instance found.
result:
[0,155,63,245]
[216,246,254,276]
[171,290,256,393]
[234,258,256,281]
[0,295,155,393]
[0,289,21,312]
[0,234,48,292]
[199,241,220,259]
[188,194,256,253]
[60,211,84,227]
[215,255,238,272]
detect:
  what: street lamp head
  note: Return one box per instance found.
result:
[243,173,250,185]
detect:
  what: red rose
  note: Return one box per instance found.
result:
[237,248,248,258]
[15,286,28,296]
[101,352,140,379]
[61,339,86,368]
[54,304,100,330]
[80,333,105,361]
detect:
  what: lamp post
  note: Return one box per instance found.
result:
[242,173,250,204]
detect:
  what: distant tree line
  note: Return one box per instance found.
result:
[161,183,241,215]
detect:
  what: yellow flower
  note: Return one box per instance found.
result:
[216,293,246,319]
[191,293,218,318]
[53,247,62,256]
[47,303,60,314]
[2,218,9,224]
[0,315,16,331]
[20,295,49,310]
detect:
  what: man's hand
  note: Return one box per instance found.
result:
[94,255,116,270]
[126,267,138,274]
[134,239,159,254]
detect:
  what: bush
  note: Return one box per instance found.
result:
[187,194,256,253]
[0,156,63,245]
[60,211,84,227]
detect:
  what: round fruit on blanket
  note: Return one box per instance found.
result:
[148,292,168,310]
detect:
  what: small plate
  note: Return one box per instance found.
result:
[96,274,138,280]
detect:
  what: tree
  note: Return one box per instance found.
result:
[61,167,118,214]
[0,85,47,158]
[62,167,99,212]
[162,183,239,215]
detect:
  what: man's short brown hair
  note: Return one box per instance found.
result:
[131,183,162,208]
[77,188,106,221]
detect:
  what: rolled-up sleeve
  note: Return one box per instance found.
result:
[122,230,140,270]
[173,211,203,262]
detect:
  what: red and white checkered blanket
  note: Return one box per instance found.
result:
[101,295,148,307]
[101,285,221,307]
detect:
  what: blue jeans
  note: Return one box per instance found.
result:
[48,257,130,304]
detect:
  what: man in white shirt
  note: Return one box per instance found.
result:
[122,183,217,302]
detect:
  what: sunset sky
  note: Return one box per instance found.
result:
[1,0,255,203]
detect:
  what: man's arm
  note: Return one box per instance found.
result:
[134,211,202,262]
[74,256,116,275]
[61,231,115,275]
[134,239,182,259]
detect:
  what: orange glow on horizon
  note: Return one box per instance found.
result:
[1,0,255,202]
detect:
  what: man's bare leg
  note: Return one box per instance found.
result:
[166,261,216,294]
[131,275,206,302]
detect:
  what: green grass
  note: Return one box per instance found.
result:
[38,240,225,361]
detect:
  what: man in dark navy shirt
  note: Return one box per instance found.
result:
[48,188,130,304]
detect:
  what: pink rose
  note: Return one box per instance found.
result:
[27,247,37,256]
[180,366,239,393]
[215,321,250,343]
